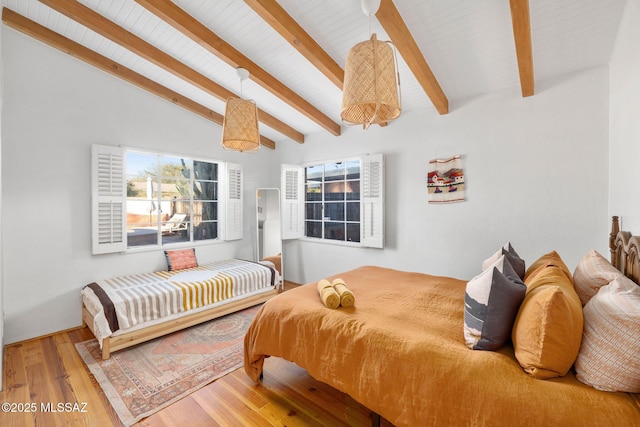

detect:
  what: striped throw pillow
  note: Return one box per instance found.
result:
[574,275,640,393]
[573,249,622,306]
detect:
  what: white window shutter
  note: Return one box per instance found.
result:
[91,144,125,254]
[281,164,304,240]
[225,162,243,241]
[361,153,384,248]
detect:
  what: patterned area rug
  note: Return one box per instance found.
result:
[75,304,262,426]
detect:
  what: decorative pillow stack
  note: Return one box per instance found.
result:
[574,275,640,392]
[573,249,622,305]
[164,248,198,271]
[481,242,525,280]
[464,248,526,351]
[511,251,583,379]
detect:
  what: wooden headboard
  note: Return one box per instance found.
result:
[609,215,640,284]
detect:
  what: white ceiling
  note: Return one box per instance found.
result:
[2,0,628,146]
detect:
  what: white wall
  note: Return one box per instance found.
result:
[1,30,278,343]
[277,67,611,284]
[0,24,4,391]
[609,0,640,231]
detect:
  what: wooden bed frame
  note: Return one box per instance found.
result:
[610,215,640,283]
[83,288,278,359]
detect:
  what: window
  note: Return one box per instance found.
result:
[125,151,219,248]
[281,153,384,248]
[305,160,362,243]
[91,144,242,254]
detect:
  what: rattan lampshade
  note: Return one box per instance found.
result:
[221,97,260,152]
[341,33,401,129]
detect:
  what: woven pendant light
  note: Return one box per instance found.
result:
[221,68,260,152]
[341,0,400,129]
[341,33,401,129]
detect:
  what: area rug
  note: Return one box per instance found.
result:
[75,304,262,426]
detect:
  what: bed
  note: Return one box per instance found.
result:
[244,217,640,426]
[83,257,278,359]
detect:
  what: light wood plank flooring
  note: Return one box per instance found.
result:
[1,283,393,427]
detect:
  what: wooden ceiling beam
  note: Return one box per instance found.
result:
[509,0,535,97]
[2,8,276,149]
[243,0,344,90]
[376,0,449,115]
[136,0,340,139]
[39,0,303,144]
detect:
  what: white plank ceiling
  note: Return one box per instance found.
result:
[1,0,628,146]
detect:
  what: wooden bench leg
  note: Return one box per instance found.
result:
[371,412,381,427]
[101,338,111,359]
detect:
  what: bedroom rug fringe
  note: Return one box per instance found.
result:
[75,304,262,426]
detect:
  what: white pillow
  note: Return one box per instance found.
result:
[481,242,525,279]
[573,249,622,306]
[574,275,640,392]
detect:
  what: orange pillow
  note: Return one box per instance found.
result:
[523,250,571,283]
[164,248,198,271]
[512,255,583,379]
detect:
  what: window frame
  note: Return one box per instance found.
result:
[303,156,363,247]
[281,153,384,249]
[124,148,222,251]
[91,144,242,255]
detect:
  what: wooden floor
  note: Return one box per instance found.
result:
[0,283,394,427]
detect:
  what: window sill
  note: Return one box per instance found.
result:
[124,238,224,254]
[299,237,362,248]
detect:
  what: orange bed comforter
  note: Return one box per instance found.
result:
[244,266,640,426]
